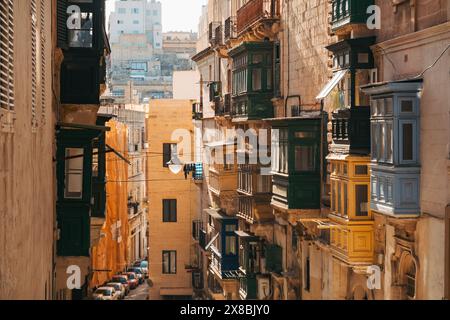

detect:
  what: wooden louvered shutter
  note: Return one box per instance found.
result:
[57,0,68,49]
[31,0,38,129]
[0,0,14,111]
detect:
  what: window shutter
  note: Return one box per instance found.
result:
[0,0,14,111]
[40,0,46,125]
[31,0,38,129]
[57,0,68,49]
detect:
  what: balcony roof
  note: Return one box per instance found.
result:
[360,78,423,95]
[204,208,237,221]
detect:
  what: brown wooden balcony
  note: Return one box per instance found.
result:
[236,0,280,35]
[224,17,236,41]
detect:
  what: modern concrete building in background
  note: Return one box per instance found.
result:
[108,0,198,103]
[109,0,163,49]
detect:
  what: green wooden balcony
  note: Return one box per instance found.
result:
[331,0,374,32]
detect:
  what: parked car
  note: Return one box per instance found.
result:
[111,275,130,295]
[133,260,148,278]
[122,272,139,289]
[127,267,144,284]
[93,287,118,300]
[106,282,126,300]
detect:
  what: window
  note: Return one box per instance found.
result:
[132,8,139,14]
[405,260,416,299]
[225,235,237,255]
[294,145,316,172]
[304,257,310,292]
[252,69,262,91]
[401,99,413,113]
[163,199,177,222]
[343,182,348,217]
[118,8,126,14]
[355,185,369,217]
[355,165,368,175]
[163,143,177,167]
[337,181,342,215]
[402,123,413,161]
[162,251,177,274]
[64,148,84,199]
[272,129,288,174]
[68,10,93,48]
[0,0,14,110]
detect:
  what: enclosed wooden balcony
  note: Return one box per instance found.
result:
[331,0,374,32]
[329,220,374,264]
[208,166,238,197]
[331,107,370,154]
[236,0,280,35]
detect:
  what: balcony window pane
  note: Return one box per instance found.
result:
[402,123,413,161]
[343,182,348,217]
[294,145,316,172]
[386,122,393,163]
[355,185,369,216]
[401,100,413,113]
[252,68,262,91]
[68,12,93,48]
[225,235,236,255]
[337,181,342,215]
[355,165,368,175]
[64,148,84,199]
[267,69,272,90]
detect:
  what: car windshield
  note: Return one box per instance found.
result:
[108,284,120,290]
[128,274,136,279]
[95,289,112,296]
[113,277,127,284]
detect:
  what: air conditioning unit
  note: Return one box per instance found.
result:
[291,105,301,117]
[257,276,271,300]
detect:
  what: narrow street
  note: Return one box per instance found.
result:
[124,281,150,301]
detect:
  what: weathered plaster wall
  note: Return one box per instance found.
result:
[0,0,55,300]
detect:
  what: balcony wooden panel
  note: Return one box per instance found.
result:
[237,0,279,35]
[331,0,374,32]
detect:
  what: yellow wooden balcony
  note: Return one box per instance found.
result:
[329,218,374,264]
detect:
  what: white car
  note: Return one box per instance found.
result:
[106,282,126,300]
[93,287,118,300]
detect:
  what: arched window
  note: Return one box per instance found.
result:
[405,260,417,299]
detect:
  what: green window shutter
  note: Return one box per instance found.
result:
[57,208,90,256]
[57,0,68,49]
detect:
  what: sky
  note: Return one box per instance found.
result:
[106,0,207,33]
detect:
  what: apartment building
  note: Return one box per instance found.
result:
[146,99,201,300]
[118,105,148,264]
[0,0,54,300]
[109,0,162,49]
[192,0,450,301]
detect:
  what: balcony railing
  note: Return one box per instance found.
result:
[192,102,203,120]
[237,0,279,35]
[224,17,236,41]
[331,0,374,31]
[192,220,204,241]
[209,22,222,46]
[331,107,370,152]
